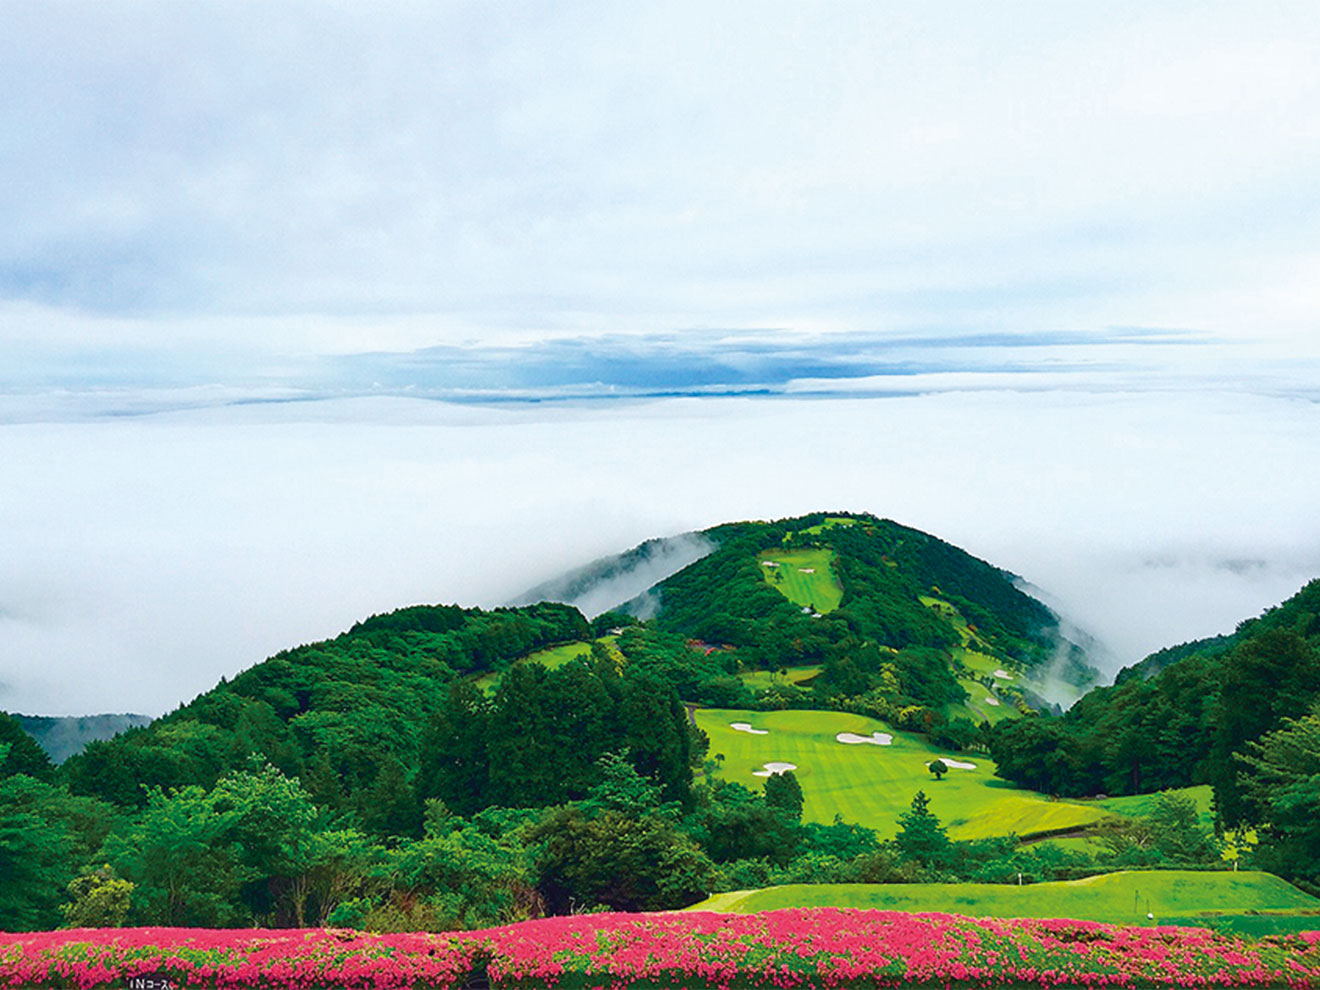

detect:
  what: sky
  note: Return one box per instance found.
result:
[2,2,1319,714]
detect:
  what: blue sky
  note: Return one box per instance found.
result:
[3,3,1320,713]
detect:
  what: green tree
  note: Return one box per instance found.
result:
[1238,710,1320,895]
[61,865,135,928]
[762,769,804,822]
[928,759,948,781]
[1146,791,1220,864]
[529,807,717,913]
[894,790,950,869]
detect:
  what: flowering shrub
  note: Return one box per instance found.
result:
[2,909,1318,989]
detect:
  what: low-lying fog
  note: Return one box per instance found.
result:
[4,387,1320,716]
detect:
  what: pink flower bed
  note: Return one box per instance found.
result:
[2,909,1318,989]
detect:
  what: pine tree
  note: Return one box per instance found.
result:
[894,790,950,869]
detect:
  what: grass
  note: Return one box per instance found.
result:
[759,549,843,614]
[685,870,1320,927]
[1088,786,1216,828]
[738,665,823,691]
[696,708,1108,840]
[799,517,857,536]
[475,637,620,693]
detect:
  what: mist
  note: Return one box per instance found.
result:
[3,386,1319,716]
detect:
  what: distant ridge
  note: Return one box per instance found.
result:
[13,712,152,764]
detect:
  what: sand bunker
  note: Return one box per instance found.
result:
[761,561,781,568]
[993,669,1012,679]
[730,722,769,735]
[984,696,1001,706]
[799,567,815,573]
[927,758,977,770]
[752,762,798,777]
[836,731,893,746]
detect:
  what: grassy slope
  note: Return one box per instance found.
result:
[738,665,823,690]
[475,637,620,693]
[687,871,1320,926]
[758,549,844,614]
[696,708,1107,840]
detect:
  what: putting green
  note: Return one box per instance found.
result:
[686,871,1320,926]
[799,517,857,536]
[697,708,1107,840]
[759,549,843,614]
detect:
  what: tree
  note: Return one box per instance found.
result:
[1146,791,1220,865]
[763,769,804,822]
[894,790,950,869]
[928,759,948,781]
[1237,710,1320,894]
[62,865,135,928]
[529,807,717,913]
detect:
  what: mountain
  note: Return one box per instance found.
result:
[12,713,152,764]
[507,532,715,618]
[989,578,1320,819]
[619,512,1098,708]
[56,511,1097,816]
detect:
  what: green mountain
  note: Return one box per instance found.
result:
[989,578,1320,817]
[622,512,1097,714]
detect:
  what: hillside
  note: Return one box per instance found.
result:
[989,577,1320,895]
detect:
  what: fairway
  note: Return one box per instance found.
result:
[686,871,1320,927]
[739,665,822,691]
[475,637,620,693]
[759,549,843,613]
[697,708,1107,839]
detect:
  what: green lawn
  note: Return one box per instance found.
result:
[739,665,823,691]
[759,549,843,614]
[475,637,620,694]
[686,871,1320,928]
[696,708,1108,840]
[799,517,857,536]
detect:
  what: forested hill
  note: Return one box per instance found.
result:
[628,512,1095,687]
[989,578,1320,823]
[55,600,696,821]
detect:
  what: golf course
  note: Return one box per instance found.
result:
[697,708,1109,839]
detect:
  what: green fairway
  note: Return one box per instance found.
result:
[686,871,1320,928]
[799,517,857,536]
[474,637,620,693]
[759,549,843,613]
[696,708,1107,839]
[738,665,823,691]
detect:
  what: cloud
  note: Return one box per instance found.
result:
[0,3,1317,347]
[3,387,1320,715]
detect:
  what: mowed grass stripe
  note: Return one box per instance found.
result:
[758,549,843,613]
[697,708,1107,840]
[686,871,1320,926]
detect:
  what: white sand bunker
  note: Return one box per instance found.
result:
[730,722,769,735]
[927,758,978,770]
[836,731,893,746]
[799,567,815,573]
[984,696,1000,706]
[752,762,798,777]
[761,561,781,568]
[993,669,1013,679]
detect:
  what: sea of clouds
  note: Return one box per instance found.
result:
[4,384,1319,716]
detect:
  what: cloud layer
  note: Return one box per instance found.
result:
[3,388,1319,715]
